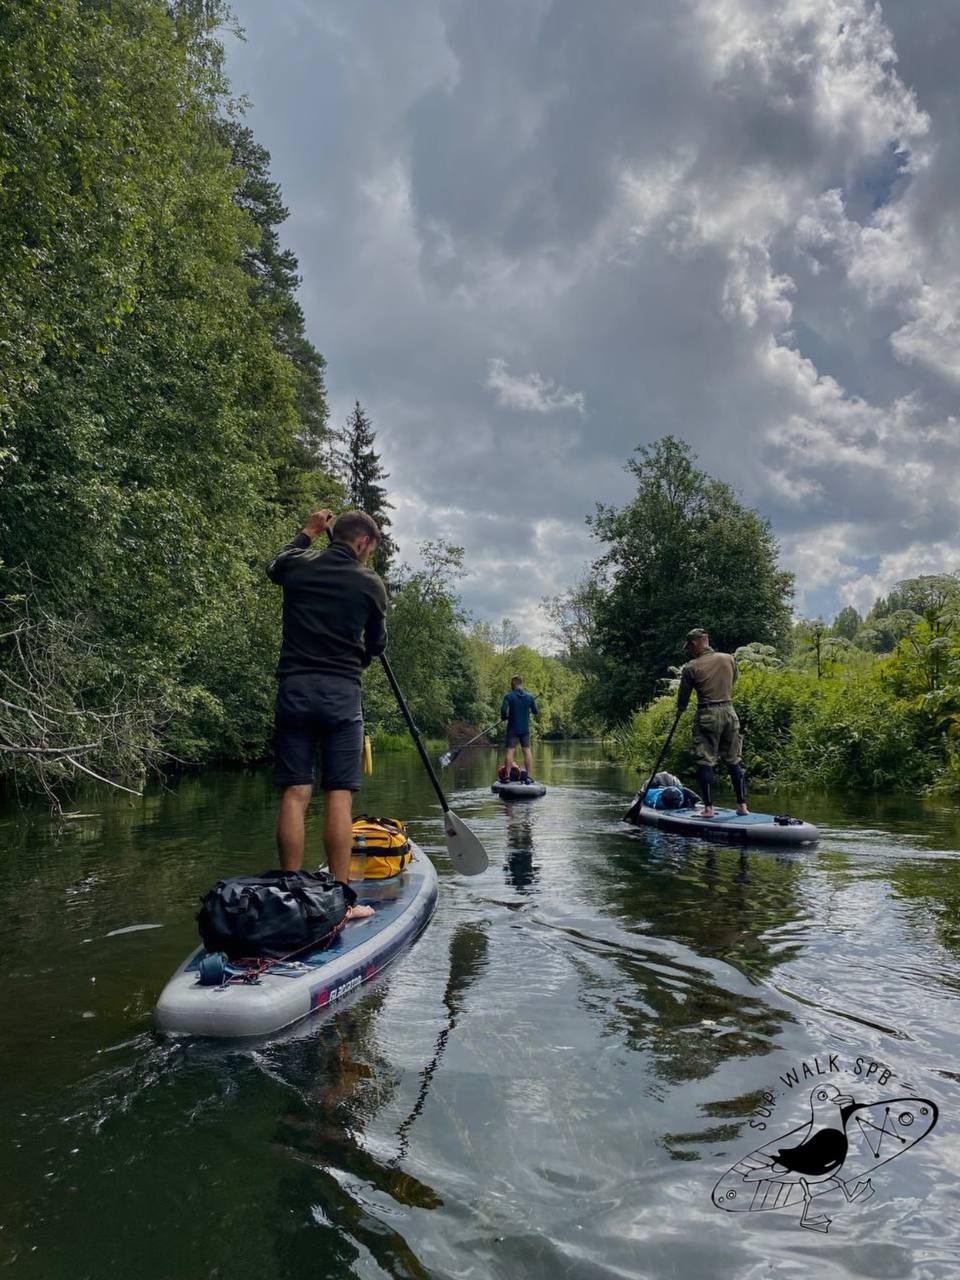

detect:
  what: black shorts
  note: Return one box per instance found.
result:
[506,730,530,748]
[273,673,363,791]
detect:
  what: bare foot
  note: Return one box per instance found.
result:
[736,804,750,816]
[702,806,716,818]
[346,904,375,921]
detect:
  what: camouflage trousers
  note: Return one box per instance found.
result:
[692,703,742,766]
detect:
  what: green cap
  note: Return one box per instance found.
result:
[685,627,708,642]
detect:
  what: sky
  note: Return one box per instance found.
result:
[225,0,960,645]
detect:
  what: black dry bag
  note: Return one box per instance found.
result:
[197,869,355,959]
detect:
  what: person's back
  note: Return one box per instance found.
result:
[269,534,386,681]
[267,509,387,915]
[500,676,539,780]
[502,688,536,735]
[677,648,737,707]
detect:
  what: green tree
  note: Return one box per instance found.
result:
[582,437,793,721]
[0,0,338,789]
[363,542,479,737]
[339,401,396,578]
[832,605,861,641]
[218,120,332,493]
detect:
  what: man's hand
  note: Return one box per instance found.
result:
[301,509,334,540]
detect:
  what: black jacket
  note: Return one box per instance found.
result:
[267,536,388,680]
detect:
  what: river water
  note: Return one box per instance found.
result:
[1,742,959,1279]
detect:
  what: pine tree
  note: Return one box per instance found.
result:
[340,401,396,578]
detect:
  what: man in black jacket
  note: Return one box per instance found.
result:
[267,509,387,912]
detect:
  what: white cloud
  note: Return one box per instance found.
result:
[840,543,960,614]
[484,358,585,415]
[226,0,960,631]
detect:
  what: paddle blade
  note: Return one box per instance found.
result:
[442,809,488,876]
[439,751,453,768]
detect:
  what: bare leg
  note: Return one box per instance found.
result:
[522,745,534,776]
[324,789,373,919]
[505,746,516,771]
[277,784,313,871]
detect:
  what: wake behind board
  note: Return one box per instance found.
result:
[492,780,546,799]
[155,844,438,1038]
[625,799,818,847]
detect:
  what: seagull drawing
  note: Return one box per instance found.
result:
[726,1084,874,1232]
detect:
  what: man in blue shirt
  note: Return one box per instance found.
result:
[500,676,540,780]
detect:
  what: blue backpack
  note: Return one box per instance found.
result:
[646,785,684,810]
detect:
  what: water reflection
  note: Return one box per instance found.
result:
[270,921,489,1278]
[502,802,540,893]
[612,826,810,980]
[2,747,960,1278]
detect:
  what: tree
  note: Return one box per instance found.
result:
[832,605,861,641]
[581,437,794,721]
[218,121,331,477]
[0,0,339,789]
[495,619,522,653]
[362,542,479,735]
[339,402,396,578]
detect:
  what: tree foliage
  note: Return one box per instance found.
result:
[617,571,960,794]
[361,542,479,737]
[0,0,339,792]
[575,436,793,722]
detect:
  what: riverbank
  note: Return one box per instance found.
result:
[615,664,958,793]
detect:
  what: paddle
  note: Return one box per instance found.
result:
[439,719,502,768]
[379,655,489,876]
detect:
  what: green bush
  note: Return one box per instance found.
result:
[616,666,943,792]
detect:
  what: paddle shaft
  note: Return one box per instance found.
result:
[380,655,451,815]
[640,707,683,802]
[446,718,501,762]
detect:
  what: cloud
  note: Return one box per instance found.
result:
[225,0,960,644]
[484,358,585,414]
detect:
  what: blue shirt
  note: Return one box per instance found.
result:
[500,689,539,734]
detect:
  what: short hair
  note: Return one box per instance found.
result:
[333,510,381,544]
[510,675,523,688]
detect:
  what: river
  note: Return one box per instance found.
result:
[1,741,959,1279]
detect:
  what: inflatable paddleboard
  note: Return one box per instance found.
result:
[155,844,438,1038]
[625,799,818,846]
[492,780,547,799]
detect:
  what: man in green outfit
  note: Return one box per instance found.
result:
[677,628,748,818]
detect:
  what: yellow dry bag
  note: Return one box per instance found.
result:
[349,816,412,880]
